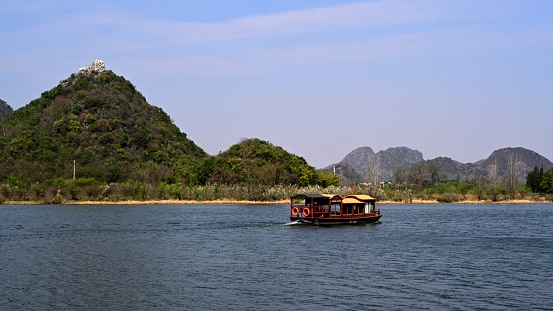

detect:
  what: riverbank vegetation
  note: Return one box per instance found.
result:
[0,71,337,204]
[1,171,552,204]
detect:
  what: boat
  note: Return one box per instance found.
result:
[289,193,382,225]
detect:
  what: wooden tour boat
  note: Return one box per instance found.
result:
[289,193,382,225]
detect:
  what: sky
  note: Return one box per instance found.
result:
[1,1,552,168]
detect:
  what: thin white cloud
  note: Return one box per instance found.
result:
[3,0,479,47]
[126,0,465,44]
[3,0,549,76]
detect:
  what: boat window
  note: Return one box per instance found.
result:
[369,202,374,213]
[364,202,369,214]
[331,203,341,215]
[343,205,352,215]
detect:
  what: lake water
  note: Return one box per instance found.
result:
[1,203,552,310]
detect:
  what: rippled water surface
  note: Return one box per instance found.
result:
[1,203,552,310]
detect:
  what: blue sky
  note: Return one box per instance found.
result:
[1,1,552,168]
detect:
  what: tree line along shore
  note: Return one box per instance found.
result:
[1,181,552,205]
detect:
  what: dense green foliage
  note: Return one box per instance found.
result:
[526,165,553,194]
[0,136,339,201]
[0,70,207,185]
[189,138,338,199]
[0,72,340,203]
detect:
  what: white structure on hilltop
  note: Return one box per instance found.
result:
[79,59,105,74]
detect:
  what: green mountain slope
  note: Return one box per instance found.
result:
[193,138,338,188]
[0,70,207,184]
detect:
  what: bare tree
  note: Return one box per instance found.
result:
[505,151,520,200]
[364,154,381,197]
[488,156,499,201]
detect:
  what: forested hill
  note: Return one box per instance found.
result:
[0,69,207,184]
[194,138,338,188]
[0,98,13,122]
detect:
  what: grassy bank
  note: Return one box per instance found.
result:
[1,182,552,205]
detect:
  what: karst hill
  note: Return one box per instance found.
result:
[325,146,553,184]
[0,61,207,184]
[0,61,334,197]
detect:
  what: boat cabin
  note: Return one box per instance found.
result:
[290,193,381,225]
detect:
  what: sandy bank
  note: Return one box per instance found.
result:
[3,199,550,205]
[378,199,550,204]
[3,199,289,205]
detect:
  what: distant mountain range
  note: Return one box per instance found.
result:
[324,146,553,183]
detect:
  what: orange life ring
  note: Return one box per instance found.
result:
[291,207,299,217]
[303,207,311,217]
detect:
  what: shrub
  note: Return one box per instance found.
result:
[437,192,463,203]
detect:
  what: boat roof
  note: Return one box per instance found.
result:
[291,193,327,199]
[344,194,375,201]
[291,193,376,201]
[342,197,364,204]
[322,194,342,200]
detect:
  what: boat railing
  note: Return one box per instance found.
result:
[311,206,329,218]
[290,205,329,218]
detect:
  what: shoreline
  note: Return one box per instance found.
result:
[2,199,551,205]
[378,199,550,204]
[2,199,289,205]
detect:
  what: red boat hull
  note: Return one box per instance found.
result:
[290,214,382,225]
